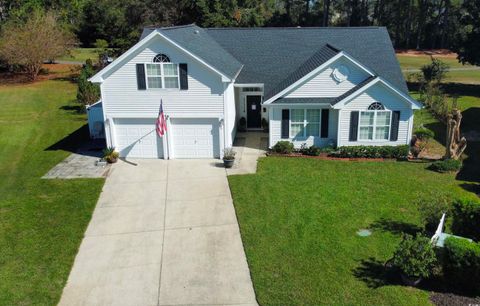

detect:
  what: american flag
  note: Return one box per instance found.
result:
[156,100,167,137]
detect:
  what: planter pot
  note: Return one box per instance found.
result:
[106,156,118,164]
[401,273,422,287]
[223,159,234,168]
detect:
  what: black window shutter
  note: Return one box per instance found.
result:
[321,109,329,138]
[390,111,400,141]
[179,63,188,90]
[136,63,146,90]
[281,109,290,139]
[349,111,359,141]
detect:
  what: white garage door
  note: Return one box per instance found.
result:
[172,118,220,158]
[114,118,164,158]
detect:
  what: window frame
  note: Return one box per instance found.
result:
[144,62,180,90]
[289,108,322,139]
[358,110,392,141]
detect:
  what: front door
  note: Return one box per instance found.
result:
[246,95,262,129]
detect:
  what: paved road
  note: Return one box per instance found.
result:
[59,159,257,306]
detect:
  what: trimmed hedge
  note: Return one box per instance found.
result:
[414,128,435,140]
[451,199,480,241]
[330,145,410,159]
[302,145,321,156]
[272,141,294,154]
[444,237,480,294]
[429,159,462,173]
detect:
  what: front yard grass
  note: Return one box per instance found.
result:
[0,79,104,304]
[229,158,475,305]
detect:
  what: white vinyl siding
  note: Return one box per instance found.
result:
[102,35,224,117]
[285,57,370,98]
[338,82,413,146]
[269,106,338,148]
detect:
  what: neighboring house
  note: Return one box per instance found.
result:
[89,24,421,159]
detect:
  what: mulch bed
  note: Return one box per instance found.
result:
[0,64,79,86]
[430,292,480,306]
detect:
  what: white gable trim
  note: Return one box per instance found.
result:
[89,30,232,83]
[263,51,375,105]
[331,77,422,110]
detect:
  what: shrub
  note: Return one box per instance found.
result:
[261,118,268,131]
[303,145,321,156]
[416,191,453,233]
[392,234,437,279]
[429,159,462,173]
[444,237,480,294]
[330,145,409,159]
[272,141,294,154]
[223,147,236,160]
[451,199,480,241]
[238,117,246,132]
[103,147,119,163]
[414,128,434,141]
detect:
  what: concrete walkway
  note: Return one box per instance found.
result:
[227,132,268,175]
[59,159,257,306]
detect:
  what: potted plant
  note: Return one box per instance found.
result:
[261,118,269,132]
[103,147,119,163]
[392,234,436,286]
[223,147,236,168]
[238,117,247,132]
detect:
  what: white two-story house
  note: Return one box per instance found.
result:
[88,24,421,159]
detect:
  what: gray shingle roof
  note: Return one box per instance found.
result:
[141,25,243,80]
[205,27,407,95]
[330,76,377,105]
[264,44,339,100]
[141,25,408,96]
[271,97,336,104]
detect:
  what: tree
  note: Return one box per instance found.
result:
[445,108,467,160]
[77,59,100,106]
[0,11,77,80]
[421,57,449,84]
[453,0,480,66]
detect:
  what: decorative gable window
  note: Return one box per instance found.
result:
[144,53,179,89]
[358,102,391,140]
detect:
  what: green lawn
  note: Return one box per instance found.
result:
[57,48,101,63]
[396,54,480,84]
[229,158,476,305]
[0,80,104,304]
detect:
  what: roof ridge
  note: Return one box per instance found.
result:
[330,76,377,105]
[264,44,340,100]
[157,23,197,31]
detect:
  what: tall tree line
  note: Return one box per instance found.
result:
[0,0,478,59]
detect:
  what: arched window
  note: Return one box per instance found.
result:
[368,102,385,110]
[145,53,179,89]
[153,54,171,63]
[358,102,391,141]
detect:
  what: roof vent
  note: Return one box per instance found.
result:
[194,30,200,34]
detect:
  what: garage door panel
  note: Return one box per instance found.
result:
[114,119,164,159]
[172,118,219,159]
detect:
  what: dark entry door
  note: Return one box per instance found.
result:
[246,95,262,129]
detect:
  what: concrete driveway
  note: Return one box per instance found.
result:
[59,159,257,306]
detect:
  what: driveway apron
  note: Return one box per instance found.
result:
[59,159,257,306]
